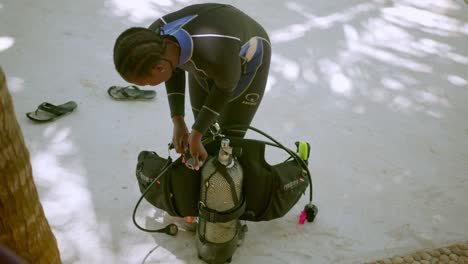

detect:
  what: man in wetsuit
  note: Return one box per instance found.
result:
[113,3,271,170]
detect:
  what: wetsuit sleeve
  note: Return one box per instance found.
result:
[165,68,186,117]
[149,19,187,118]
[192,38,241,134]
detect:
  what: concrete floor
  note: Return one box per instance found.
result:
[1,0,467,263]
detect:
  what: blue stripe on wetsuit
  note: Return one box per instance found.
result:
[157,15,196,65]
[232,39,264,99]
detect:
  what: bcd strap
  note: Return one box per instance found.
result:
[214,160,240,205]
[199,197,246,223]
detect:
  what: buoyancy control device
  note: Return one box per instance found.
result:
[132,125,318,263]
[196,138,247,263]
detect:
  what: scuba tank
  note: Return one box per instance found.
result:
[196,138,247,264]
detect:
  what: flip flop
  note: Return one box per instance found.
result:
[107,85,156,100]
[26,101,77,122]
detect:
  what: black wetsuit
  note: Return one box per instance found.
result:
[149,3,271,137]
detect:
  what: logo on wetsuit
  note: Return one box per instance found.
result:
[242,93,260,106]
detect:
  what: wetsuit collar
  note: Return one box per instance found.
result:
[159,15,196,66]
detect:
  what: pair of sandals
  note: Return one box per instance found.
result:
[26,86,156,123]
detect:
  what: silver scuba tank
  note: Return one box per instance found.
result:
[196,138,246,264]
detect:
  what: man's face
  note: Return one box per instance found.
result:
[127,61,173,86]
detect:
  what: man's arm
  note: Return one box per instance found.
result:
[149,18,187,118]
[165,68,186,117]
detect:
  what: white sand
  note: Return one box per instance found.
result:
[1,0,467,263]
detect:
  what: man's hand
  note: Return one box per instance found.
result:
[188,129,208,171]
[172,116,189,154]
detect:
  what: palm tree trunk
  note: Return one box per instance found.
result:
[0,67,62,264]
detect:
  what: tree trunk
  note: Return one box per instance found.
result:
[0,67,62,264]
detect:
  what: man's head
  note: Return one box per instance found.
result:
[113,27,174,86]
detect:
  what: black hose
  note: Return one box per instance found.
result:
[222,125,314,203]
[132,159,178,236]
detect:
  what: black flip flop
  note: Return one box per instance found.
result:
[26,101,77,122]
[107,85,156,100]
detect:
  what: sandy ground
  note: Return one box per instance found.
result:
[1,0,468,263]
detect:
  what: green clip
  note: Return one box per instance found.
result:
[296,141,310,161]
